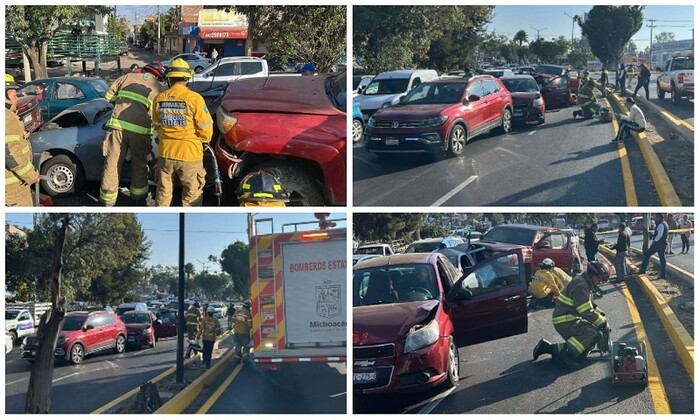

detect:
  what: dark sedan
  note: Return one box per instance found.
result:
[18,77,109,121]
[531,65,579,109]
[154,309,178,341]
[501,75,546,124]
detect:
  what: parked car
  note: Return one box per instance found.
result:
[531,65,577,109]
[353,74,374,97]
[207,302,227,318]
[353,101,364,143]
[356,244,395,256]
[120,310,157,349]
[657,56,694,103]
[405,236,465,253]
[115,302,149,316]
[15,94,44,133]
[353,254,383,266]
[500,75,546,124]
[29,99,157,196]
[154,309,178,341]
[6,332,13,354]
[18,77,109,121]
[597,219,610,230]
[363,76,513,157]
[353,250,527,394]
[162,53,211,73]
[354,69,439,121]
[482,68,515,78]
[516,66,536,75]
[188,57,268,95]
[119,42,129,56]
[21,311,127,365]
[215,71,347,206]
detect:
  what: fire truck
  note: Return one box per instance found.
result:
[247,214,347,370]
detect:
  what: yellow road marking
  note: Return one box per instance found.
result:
[619,282,671,413]
[607,98,638,206]
[196,362,244,414]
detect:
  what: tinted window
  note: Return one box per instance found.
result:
[356,246,383,255]
[483,227,536,246]
[19,312,30,321]
[502,78,539,93]
[409,77,422,90]
[6,310,20,320]
[212,63,235,77]
[460,253,521,296]
[405,241,442,253]
[121,313,151,324]
[404,82,466,105]
[63,315,88,330]
[239,61,262,75]
[363,78,410,95]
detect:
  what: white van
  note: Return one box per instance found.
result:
[188,57,269,93]
[353,69,439,120]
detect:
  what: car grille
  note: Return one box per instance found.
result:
[373,120,426,129]
[354,343,395,359]
[127,331,141,341]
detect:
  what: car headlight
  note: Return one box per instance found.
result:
[422,116,449,127]
[143,328,152,335]
[532,97,544,107]
[367,117,376,128]
[56,337,67,346]
[404,319,440,353]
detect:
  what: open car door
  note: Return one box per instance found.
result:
[533,230,576,274]
[447,249,527,348]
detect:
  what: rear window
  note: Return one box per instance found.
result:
[353,263,438,306]
[121,313,151,324]
[356,246,383,255]
[363,77,409,96]
[502,78,539,93]
[89,80,108,96]
[63,315,88,331]
[405,241,442,253]
[482,227,536,246]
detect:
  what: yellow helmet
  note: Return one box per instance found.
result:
[165,58,193,79]
[5,74,20,90]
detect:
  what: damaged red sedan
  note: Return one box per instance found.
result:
[353,250,528,394]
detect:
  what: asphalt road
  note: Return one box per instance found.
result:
[354,101,661,206]
[621,75,694,125]
[5,336,179,414]
[353,276,694,414]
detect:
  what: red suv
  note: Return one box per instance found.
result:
[353,250,527,394]
[21,311,126,365]
[120,310,157,349]
[363,76,513,157]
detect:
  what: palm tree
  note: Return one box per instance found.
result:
[513,30,529,46]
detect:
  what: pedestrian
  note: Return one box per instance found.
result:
[666,214,678,255]
[610,222,631,282]
[99,62,165,206]
[237,170,290,207]
[638,214,669,278]
[584,222,604,263]
[5,74,40,207]
[186,301,202,340]
[232,300,253,360]
[198,306,221,369]
[528,259,571,309]
[573,79,601,118]
[532,260,612,370]
[633,63,651,100]
[599,66,609,96]
[71,24,82,36]
[152,58,213,206]
[210,48,219,61]
[611,97,646,143]
[617,63,627,96]
[679,215,693,254]
[299,63,317,76]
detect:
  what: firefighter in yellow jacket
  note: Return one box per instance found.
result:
[152,58,213,206]
[100,62,165,206]
[533,260,612,369]
[528,258,563,309]
[232,300,253,358]
[198,306,221,369]
[5,74,39,207]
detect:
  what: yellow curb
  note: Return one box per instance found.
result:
[644,99,694,133]
[605,96,638,206]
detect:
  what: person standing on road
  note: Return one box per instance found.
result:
[99,62,165,206]
[232,300,253,360]
[610,222,631,282]
[532,260,612,370]
[186,301,202,340]
[666,214,678,255]
[611,97,646,143]
[679,215,692,254]
[152,58,213,206]
[639,213,669,278]
[210,48,219,61]
[573,79,601,118]
[584,223,604,263]
[617,63,627,96]
[198,306,221,369]
[633,63,651,100]
[5,74,39,207]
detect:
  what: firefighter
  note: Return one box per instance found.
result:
[232,300,253,360]
[528,258,563,309]
[5,74,40,207]
[573,79,601,118]
[186,301,202,340]
[152,58,213,206]
[237,170,290,207]
[99,62,165,206]
[198,305,221,369]
[532,260,612,369]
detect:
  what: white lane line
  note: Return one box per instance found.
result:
[52,371,81,383]
[329,392,346,398]
[430,175,478,206]
[401,386,457,414]
[528,130,537,136]
[6,359,121,386]
[361,166,434,206]
[354,155,381,171]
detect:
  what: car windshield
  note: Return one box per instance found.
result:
[5,310,20,320]
[484,70,504,77]
[362,78,409,95]
[535,65,565,76]
[482,227,536,246]
[62,315,88,331]
[671,58,694,70]
[121,313,150,324]
[402,82,466,104]
[353,263,438,306]
[502,78,539,93]
[326,71,346,112]
[116,306,134,315]
[356,246,382,255]
[405,241,442,253]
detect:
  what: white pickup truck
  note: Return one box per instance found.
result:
[5,308,35,343]
[657,56,694,103]
[355,243,396,256]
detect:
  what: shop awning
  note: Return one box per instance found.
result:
[198,27,247,39]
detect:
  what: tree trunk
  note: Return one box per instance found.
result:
[25,217,69,414]
[22,45,49,80]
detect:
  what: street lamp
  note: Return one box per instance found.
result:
[564,13,577,45]
[531,26,548,41]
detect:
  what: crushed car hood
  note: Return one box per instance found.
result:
[353,300,439,345]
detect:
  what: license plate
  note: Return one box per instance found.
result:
[385,138,399,146]
[127,337,136,342]
[23,114,33,124]
[353,371,377,384]
[513,110,524,117]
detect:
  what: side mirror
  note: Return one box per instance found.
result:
[536,240,552,249]
[398,95,407,103]
[468,94,481,102]
[84,324,94,331]
[357,86,363,94]
[462,98,470,105]
[155,320,162,326]
[452,287,473,302]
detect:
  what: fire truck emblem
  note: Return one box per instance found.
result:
[316,284,341,318]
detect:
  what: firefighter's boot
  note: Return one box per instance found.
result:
[533,339,553,361]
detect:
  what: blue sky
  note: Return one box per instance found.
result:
[5,213,347,271]
[487,5,694,51]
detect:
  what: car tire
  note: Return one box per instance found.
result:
[446,124,467,157]
[657,84,665,100]
[538,115,545,125]
[40,154,85,196]
[445,336,460,388]
[248,162,326,206]
[500,108,512,134]
[671,85,680,103]
[150,338,155,349]
[69,343,84,365]
[9,330,17,343]
[114,335,126,354]
[352,118,364,143]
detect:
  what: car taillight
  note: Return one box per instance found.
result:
[678,73,684,84]
[216,106,238,136]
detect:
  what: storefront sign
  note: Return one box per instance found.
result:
[199,28,248,39]
[198,9,248,27]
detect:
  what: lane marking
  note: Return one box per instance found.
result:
[619,282,671,413]
[528,130,537,136]
[607,98,638,206]
[196,362,244,414]
[430,175,478,206]
[329,391,346,398]
[361,166,434,206]
[401,386,456,414]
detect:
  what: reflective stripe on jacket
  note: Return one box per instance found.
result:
[105,72,163,135]
[528,269,560,299]
[5,108,39,186]
[552,272,606,328]
[186,308,201,326]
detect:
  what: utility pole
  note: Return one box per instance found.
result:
[647,19,657,67]
[157,5,161,54]
[564,13,577,45]
[531,26,547,42]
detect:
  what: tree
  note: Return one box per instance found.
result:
[139,20,158,44]
[513,30,529,46]
[529,38,569,63]
[107,15,130,41]
[576,6,644,68]
[568,47,594,69]
[193,272,232,301]
[655,31,675,44]
[6,6,111,79]
[354,214,424,243]
[220,241,251,299]
[624,40,638,56]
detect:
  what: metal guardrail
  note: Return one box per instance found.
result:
[6,32,121,63]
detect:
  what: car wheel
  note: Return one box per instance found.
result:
[447,124,466,157]
[150,338,155,349]
[500,108,512,134]
[657,84,665,99]
[671,86,680,103]
[352,118,364,143]
[69,344,84,365]
[446,336,460,388]
[9,331,17,343]
[271,66,285,72]
[538,115,545,125]
[114,335,126,354]
[40,154,85,196]
[248,162,326,206]
[195,66,204,73]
